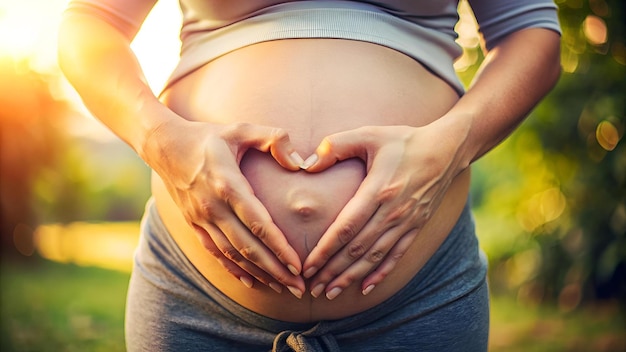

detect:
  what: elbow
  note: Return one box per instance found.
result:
[56,20,73,79]
[551,59,562,92]
[56,14,124,88]
[553,51,563,86]
[57,16,87,83]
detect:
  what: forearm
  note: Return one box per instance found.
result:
[440,28,561,169]
[58,12,177,157]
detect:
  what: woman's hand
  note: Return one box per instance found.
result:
[301,119,470,300]
[143,118,306,297]
[300,28,561,301]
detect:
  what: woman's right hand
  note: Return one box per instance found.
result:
[142,117,306,298]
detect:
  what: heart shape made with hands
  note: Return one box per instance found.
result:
[239,148,366,261]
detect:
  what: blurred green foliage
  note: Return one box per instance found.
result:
[0,58,150,257]
[0,58,69,256]
[471,0,625,306]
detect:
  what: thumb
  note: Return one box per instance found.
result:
[302,128,369,173]
[234,124,303,171]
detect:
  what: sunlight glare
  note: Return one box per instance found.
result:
[0,0,67,72]
[0,0,181,95]
[131,0,182,94]
[34,222,140,272]
[0,0,182,144]
[454,0,480,72]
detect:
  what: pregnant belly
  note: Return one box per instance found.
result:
[153,39,469,322]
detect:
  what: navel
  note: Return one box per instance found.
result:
[286,188,325,222]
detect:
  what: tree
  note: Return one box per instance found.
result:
[0,58,69,257]
[472,0,625,306]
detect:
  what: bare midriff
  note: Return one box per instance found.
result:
[154,39,470,323]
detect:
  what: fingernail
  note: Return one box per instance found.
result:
[326,287,343,301]
[269,282,283,294]
[287,264,300,276]
[240,277,253,289]
[311,283,325,298]
[362,284,375,296]
[303,266,318,279]
[287,286,303,299]
[301,154,318,169]
[290,152,305,167]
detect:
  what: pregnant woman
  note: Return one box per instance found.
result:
[58,1,561,351]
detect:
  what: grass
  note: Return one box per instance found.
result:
[1,258,129,352]
[1,257,624,351]
[489,295,625,351]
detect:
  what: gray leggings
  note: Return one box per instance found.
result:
[125,199,489,351]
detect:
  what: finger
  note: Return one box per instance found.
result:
[308,216,406,299]
[227,123,304,171]
[303,142,413,279]
[207,228,287,294]
[307,230,385,299]
[361,230,418,295]
[199,221,301,296]
[192,223,273,289]
[305,204,392,290]
[319,227,417,300]
[212,168,304,276]
[212,204,306,296]
[302,127,371,172]
[302,176,382,279]
[308,222,393,291]
[232,188,304,279]
[306,175,420,297]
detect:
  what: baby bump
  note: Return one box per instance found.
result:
[159,39,459,263]
[240,150,365,260]
[154,38,467,321]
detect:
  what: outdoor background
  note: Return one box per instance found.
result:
[1,0,624,351]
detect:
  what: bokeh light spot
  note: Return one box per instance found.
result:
[595,120,620,151]
[558,283,582,312]
[13,223,35,256]
[583,15,608,46]
[517,187,567,232]
[506,248,542,287]
[611,42,626,65]
[589,0,610,17]
[561,50,579,73]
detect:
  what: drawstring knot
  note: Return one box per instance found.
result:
[272,324,340,352]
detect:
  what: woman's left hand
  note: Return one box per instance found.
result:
[301,120,470,300]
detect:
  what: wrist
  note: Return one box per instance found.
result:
[427,112,476,174]
[137,106,190,167]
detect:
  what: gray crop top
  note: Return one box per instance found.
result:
[66,0,561,95]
